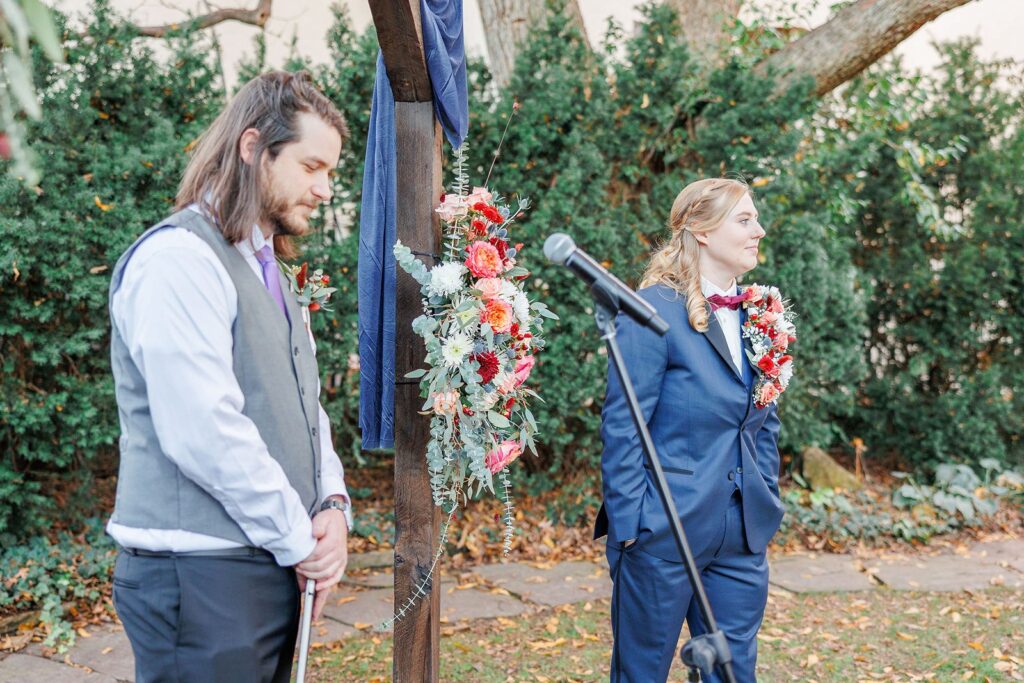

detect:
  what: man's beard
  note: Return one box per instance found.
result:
[260,176,312,238]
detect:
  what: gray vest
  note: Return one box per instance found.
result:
[109,209,322,545]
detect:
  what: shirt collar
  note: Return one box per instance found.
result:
[187,203,269,257]
[701,276,737,299]
[238,224,271,258]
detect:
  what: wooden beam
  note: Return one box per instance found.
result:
[391,100,443,683]
[367,2,443,681]
[368,0,433,102]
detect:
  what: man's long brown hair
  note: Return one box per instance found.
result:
[176,71,349,258]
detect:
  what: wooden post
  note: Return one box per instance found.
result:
[366,2,443,681]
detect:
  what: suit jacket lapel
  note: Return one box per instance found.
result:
[741,307,758,388]
[704,308,744,384]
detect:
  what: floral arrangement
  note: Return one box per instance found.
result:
[740,284,796,408]
[393,147,556,550]
[279,261,336,313]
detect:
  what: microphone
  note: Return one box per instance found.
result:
[544,233,669,336]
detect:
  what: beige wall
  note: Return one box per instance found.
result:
[54,0,1022,87]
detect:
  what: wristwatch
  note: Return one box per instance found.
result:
[320,497,350,515]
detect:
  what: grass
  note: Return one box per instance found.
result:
[306,588,1023,682]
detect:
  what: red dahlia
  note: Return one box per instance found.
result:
[472,351,501,384]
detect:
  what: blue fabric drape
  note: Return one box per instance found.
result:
[421,0,469,147]
[358,0,467,450]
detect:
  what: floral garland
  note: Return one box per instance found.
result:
[386,146,556,627]
[740,284,796,408]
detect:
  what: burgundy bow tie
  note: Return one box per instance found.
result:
[707,293,747,312]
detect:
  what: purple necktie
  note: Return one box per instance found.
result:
[255,245,288,319]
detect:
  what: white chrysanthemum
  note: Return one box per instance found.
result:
[473,390,499,411]
[441,332,473,368]
[779,359,794,386]
[498,279,519,302]
[428,262,467,298]
[512,291,531,324]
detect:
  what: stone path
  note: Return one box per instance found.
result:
[1,539,1021,682]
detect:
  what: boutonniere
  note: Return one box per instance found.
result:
[279,260,336,313]
[740,284,796,408]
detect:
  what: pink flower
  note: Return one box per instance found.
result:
[772,335,789,352]
[485,440,522,474]
[466,186,492,206]
[496,371,518,394]
[761,310,778,324]
[435,194,468,222]
[432,390,460,416]
[514,355,535,386]
[481,298,514,333]
[465,241,503,278]
[744,286,763,303]
[768,297,785,314]
[758,382,780,405]
[475,277,504,300]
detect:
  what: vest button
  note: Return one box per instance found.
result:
[736,467,743,474]
[727,471,735,481]
[300,386,306,396]
[311,427,317,437]
[294,346,300,356]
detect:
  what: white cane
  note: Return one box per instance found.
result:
[295,578,316,683]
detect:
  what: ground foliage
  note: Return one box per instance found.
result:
[304,588,1024,682]
[0,2,1021,539]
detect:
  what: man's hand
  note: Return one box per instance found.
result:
[296,506,348,620]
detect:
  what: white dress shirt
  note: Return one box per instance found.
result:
[108,216,350,567]
[702,276,743,373]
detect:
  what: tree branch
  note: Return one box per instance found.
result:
[756,0,972,98]
[132,0,272,38]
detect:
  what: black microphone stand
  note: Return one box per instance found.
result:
[590,281,736,683]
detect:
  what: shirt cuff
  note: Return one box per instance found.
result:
[263,516,316,567]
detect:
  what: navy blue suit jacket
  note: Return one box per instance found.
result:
[595,284,784,562]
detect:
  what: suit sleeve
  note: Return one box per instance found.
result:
[755,402,782,497]
[599,307,668,543]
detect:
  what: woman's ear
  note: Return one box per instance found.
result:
[239,128,260,165]
[692,231,709,247]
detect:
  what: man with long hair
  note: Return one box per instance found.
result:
[107,71,352,683]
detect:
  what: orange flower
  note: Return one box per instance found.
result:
[481,299,513,334]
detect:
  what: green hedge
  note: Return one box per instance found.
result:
[1,2,1020,537]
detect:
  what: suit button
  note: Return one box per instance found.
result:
[300,386,306,396]
[311,427,317,437]
[728,472,735,481]
[736,467,743,474]
[294,346,300,356]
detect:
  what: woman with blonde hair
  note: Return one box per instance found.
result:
[595,177,795,682]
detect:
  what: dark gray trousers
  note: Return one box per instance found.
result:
[112,550,300,683]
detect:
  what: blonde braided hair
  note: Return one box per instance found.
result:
[640,178,752,332]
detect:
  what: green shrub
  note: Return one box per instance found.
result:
[1,2,1020,538]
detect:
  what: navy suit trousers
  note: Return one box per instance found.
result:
[607,494,769,682]
[112,550,300,683]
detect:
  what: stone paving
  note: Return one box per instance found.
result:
[1,539,1021,682]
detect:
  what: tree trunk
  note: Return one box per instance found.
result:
[476,0,588,88]
[667,0,742,71]
[756,0,973,97]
